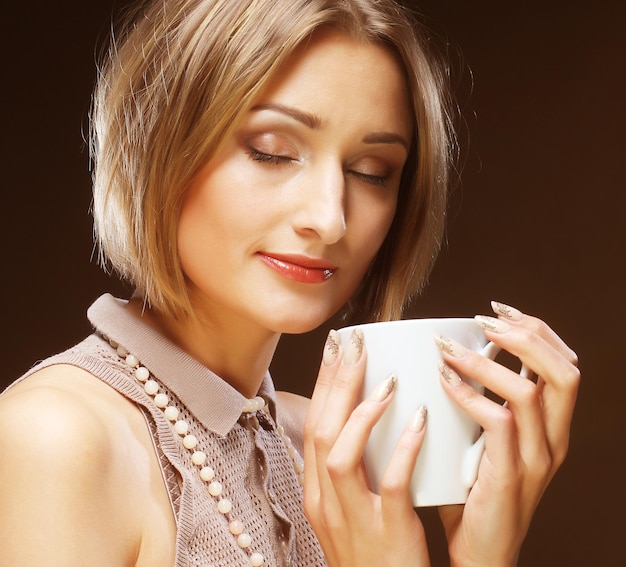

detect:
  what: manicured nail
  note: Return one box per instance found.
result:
[344,328,364,365]
[323,329,341,366]
[439,362,463,386]
[371,374,397,402]
[434,334,468,357]
[491,301,523,321]
[409,405,428,432]
[475,315,511,333]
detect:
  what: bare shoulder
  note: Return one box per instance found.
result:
[0,365,120,465]
[0,365,175,566]
[0,364,141,469]
[276,391,310,455]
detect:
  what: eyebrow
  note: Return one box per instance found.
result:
[251,103,322,129]
[251,102,409,150]
[362,131,409,151]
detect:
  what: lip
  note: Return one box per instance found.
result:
[257,252,337,284]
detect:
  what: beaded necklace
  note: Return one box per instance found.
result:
[105,336,305,567]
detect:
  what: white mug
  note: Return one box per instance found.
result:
[337,318,504,507]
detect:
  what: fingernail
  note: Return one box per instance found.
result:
[409,405,428,432]
[491,301,523,321]
[370,374,397,402]
[475,315,511,333]
[434,334,468,357]
[439,362,463,386]
[344,328,364,365]
[323,329,341,366]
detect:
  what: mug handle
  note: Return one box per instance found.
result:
[461,341,532,489]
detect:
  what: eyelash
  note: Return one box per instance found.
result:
[247,149,293,165]
[351,171,388,187]
[247,148,388,187]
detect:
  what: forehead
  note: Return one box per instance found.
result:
[252,30,413,140]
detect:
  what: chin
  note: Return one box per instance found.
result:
[266,305,341,335]
[271,318,330,335]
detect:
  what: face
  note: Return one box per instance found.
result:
[177,31,412,334]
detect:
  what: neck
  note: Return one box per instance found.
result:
[125,298,280,399]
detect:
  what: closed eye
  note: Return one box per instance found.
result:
[247,148,294,165]
[350,171,388,187]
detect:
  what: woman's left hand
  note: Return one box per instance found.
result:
[436,301,580,567]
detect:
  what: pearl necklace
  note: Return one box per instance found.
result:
[105,337,304,567]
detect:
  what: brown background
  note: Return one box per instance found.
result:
[2,1,624,565]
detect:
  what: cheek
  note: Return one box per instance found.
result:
[353,197,398,260]
[176,161,278,268]
[178,183,211,248]
[176,195,208,280]
[176,171,232,277]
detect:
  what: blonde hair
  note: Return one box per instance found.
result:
[91,0,454,322]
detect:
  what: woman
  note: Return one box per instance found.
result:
[0,0,579,565]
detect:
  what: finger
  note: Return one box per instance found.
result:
[435,335,547,467]
[491,301,578,365]
[324,375,398,515]
[304,329,343,511]
[473,315,578,396]
[310,329,367,454]
[380,406,428,523]
[304,329,367,520]
[438,363,519,474]
[305,329,344,431]
[473,318,580,459]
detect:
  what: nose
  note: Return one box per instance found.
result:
[292,161,347,245]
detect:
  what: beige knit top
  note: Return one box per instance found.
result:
[10,294,327,567]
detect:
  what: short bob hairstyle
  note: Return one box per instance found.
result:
[91,0,454,323]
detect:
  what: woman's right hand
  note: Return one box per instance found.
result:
[303,329,431,567]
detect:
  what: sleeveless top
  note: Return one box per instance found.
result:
[6,294,327,567]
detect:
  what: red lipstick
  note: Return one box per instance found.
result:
[257,252,337,284]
